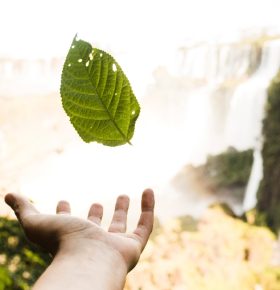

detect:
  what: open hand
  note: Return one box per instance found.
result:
[5,189,154,273]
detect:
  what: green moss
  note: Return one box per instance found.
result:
[202,147,253,189]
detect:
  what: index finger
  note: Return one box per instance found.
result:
[133,188,155,251]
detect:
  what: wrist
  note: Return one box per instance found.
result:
[35,239,127,290]
[58,238,127,284]
[58,238,128,269]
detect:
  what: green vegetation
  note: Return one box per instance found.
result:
[0,217,50,290]
[181,148,254,201]
[203,148,253,189]
[257,71,280,232]
[60,35,140,146]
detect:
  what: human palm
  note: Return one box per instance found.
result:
[5,190,154,272]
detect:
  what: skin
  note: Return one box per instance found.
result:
[4,189,155,290]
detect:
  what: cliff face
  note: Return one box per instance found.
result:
[172,148,253,215]
[257,72,280,232]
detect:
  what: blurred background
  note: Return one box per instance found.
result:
[1,0,280,289]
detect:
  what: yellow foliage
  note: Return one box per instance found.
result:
[125,207,279,290]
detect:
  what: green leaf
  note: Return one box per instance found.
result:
[0,267,12,290]
[60,35,140,146]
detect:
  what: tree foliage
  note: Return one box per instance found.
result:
[0,217,50,289]
[203,148,253,189]
[257,71,280,232]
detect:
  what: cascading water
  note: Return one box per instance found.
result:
[147,36,280,215]
[169,40,264,162]
[0,58,62,97]
[225,40,280,150]
[243,142,263,211]
[224,40,280,211]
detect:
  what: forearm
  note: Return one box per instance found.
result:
[33,242,127,290]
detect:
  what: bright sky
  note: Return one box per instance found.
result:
[1,0,280,94]
[1,0,280,55]
[1,0,280,58]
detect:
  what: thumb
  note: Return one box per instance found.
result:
[5,193,39,223]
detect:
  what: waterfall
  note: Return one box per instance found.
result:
[145,36,280,214]
[243,142,263,211]
[224,40,280,211]
[146,38,280,164]
[171,41,267,162]
[225,40,280,150]
[0,58,63,97]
